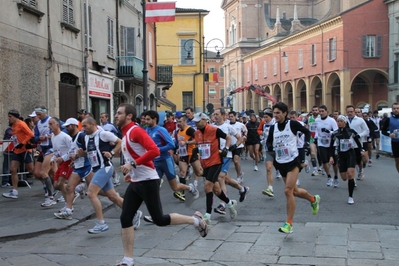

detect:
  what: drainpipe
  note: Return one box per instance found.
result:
[45,0,53,110]
[84,0,90,111]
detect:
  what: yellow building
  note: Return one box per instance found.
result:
[156,7,209,112]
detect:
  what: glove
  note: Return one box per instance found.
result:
[30,137,38,144]
[220,147,228,157]
[15,143,24,149]
[25,143,33,149]
[229,144,237,151]
[321,128,330,133]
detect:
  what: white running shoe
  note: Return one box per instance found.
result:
[275,170,282,179]
[326,177,333,187]
[2,190,18,199]
[305,160,310,173]
[113,173,121,186]
[41,197,56,207]
[237,172,244,184]
[57,196,65,203]
[254,165,258,171]
[348,197,354,205]
[296,179,300,186]
[133,210,143,229]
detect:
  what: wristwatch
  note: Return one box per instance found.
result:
[130,161,136,168]
[110,150,115,156]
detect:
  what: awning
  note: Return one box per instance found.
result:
[157,97,176,112]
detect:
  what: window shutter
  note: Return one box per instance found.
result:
[284,57,288,73]
[299,49,303,69]
[310,45,313,65]
[362,35,367,57]
[327,40,330,61]
[273,57,277,75]
[68,0,74,24]
[120,26,126,57]
[332,37,336,60]
[314,44,317,65]
[62,0,68,23]
[84,4,92,48]
[126,27,135,56]
[394,61,398,84]
[376,35,382,58]
[263,61,267,78]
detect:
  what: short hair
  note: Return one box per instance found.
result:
[119,103,136,121]
[50,117,60,126]
[84,117,97,125]
[334,110,341,115]
[319,105,328,111]
[373,110,378,114]
[289,110,297,116]
[86,112,94,118]
[272,102,289,114]
[100,112,109,119]
[144,110,159,123]
[229,111,236,116]
[178,115,187,121]
[346,105,355,110]
[184,106,194,113]
[215,108,226,115]
[312,105,318,109]
[392,102,399,107]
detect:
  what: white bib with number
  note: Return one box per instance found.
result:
[340,139,352,152]
[88,150,99,167]
[198,144,211,159]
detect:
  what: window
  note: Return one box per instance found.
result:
[209,67,217,73]
[247,66,250,82]
[254,64,258,80]
[149,32,153,64]
[62,0,74,25]
[22,0,37,7]
[182,92,193,108]
[230,24,236,45]
[284,57,288,73]
[209,86,216,94]
[298,49,303,69]
[327,37,336,61]
[362,35,382,58]
[84,4,92,48]
[107,17,114,57]
[273,57,277,76]
[120,26,136,57]
[180,39,194,65]
[219,67,224,78]
[263,61,267,78]
[395,60,399,83]
[310,44,316,66]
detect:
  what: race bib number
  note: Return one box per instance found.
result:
[11,135,19,147]
[340,139,352,152]
[320,136,330,146]
[88,151,99,167]
[198,144,211,160]
[179,145,188,156]
[276,144,290,160]
[309,122,317,132]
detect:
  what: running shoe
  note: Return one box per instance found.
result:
[54,211,73,220]
[333,179,339,188]
[214,204,226,215]
[318,168,325,175]
[193,211,209,237]
[76,182,87,199]
[2,190,18,199]
[1,183,11,187]
[159,178,164,188]
[228,200,238,219]
[114,258,133,266]
[43,186,48,197]
[354,178,357,187]
[203,213,211,225]
[133,210,143,229]
[348,197,355,205]
[262,187,274,197]
[57,206,74,213]
[143,215,154,223]
[113,173,121,186]
[275,170,282,179]
[311,169,319,176]
[189,183,199,199]
[57,196,65,203]
[173,191,185,201]
[41,197,56,207]
[278,222,293,234]
[53,190,59,197]
[357,172,365,180]
[239,186,249,202]
[305,160,310,173]
[254,165,258,171]
[311,195,320,215]
[368,159,372,167]
[88,222,109,234]
[326,177,333,187]
[237,172,244,184]
[296,179,300,187]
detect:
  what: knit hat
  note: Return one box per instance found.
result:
[337,115,348,123]
[8,110,20,119]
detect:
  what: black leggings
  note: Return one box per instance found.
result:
[120,179,171,228]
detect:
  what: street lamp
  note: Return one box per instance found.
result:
[183,38,225,112]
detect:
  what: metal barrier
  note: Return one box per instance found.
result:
[0,140,33,188]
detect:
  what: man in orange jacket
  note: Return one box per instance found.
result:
[2,110,34,199]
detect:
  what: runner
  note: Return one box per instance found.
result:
[246,113,261,171]
[228,111,247,184]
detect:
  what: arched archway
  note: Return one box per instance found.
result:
[285,82,293,110]
[135,94,144,115]
[246,89,252,111]
[297,79,307,112]
[310,76,323,107]
[274,85,282,103]
[59,73,79,121]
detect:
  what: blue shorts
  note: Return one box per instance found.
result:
[154,157,176,181]
[73,164,93,179]
[91,165,114,192]
[12,152,33,164]
[221,157,232,174]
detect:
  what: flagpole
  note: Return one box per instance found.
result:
[142,0,148,111]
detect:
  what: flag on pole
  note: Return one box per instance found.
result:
[145,2,176,23]
[204,73,218,82]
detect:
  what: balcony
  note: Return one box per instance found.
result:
[157,65,173,85]
[116,56,143,79]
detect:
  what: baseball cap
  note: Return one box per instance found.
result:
[175,111,183,118]
[28,111,37,118]
[242,114,248,118]
[192,112,209,122]
[62,118,79,127]
[77,109,87,114]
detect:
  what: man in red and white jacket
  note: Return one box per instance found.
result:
[113,103,208,266]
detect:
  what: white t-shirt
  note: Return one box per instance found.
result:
[348,116,370,143]
[315,116,338,148]
[229,121,247,148]
[51,131,72,162]
[217,121,237,158]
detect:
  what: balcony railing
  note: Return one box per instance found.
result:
[157,65,173,84]
[116,56,143,79]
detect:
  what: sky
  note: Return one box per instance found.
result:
[158,0,225,49]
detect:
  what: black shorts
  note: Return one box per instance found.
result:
[203,164,222,183]
[354,148,362,165]
[392,141,399,158]
[373,131,380,139]
[318,147,330,164]
[246,138,260,146]
[362,142,368,151]
[232,147,243,157]
[338,150,356,173]
[179,152,199,163]
[273,156,302,178]
[11,151,33,164]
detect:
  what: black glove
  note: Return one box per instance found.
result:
[15,143,24,149]
[30,137,38,144]
[25,143,33,149]
[303,142,310,155]
[220,147,228,157]
[321,128,330,133]
[229,144,237,151]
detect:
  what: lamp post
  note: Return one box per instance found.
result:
[184,38,224,112]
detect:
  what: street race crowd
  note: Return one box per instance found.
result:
[1,101,398,266]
